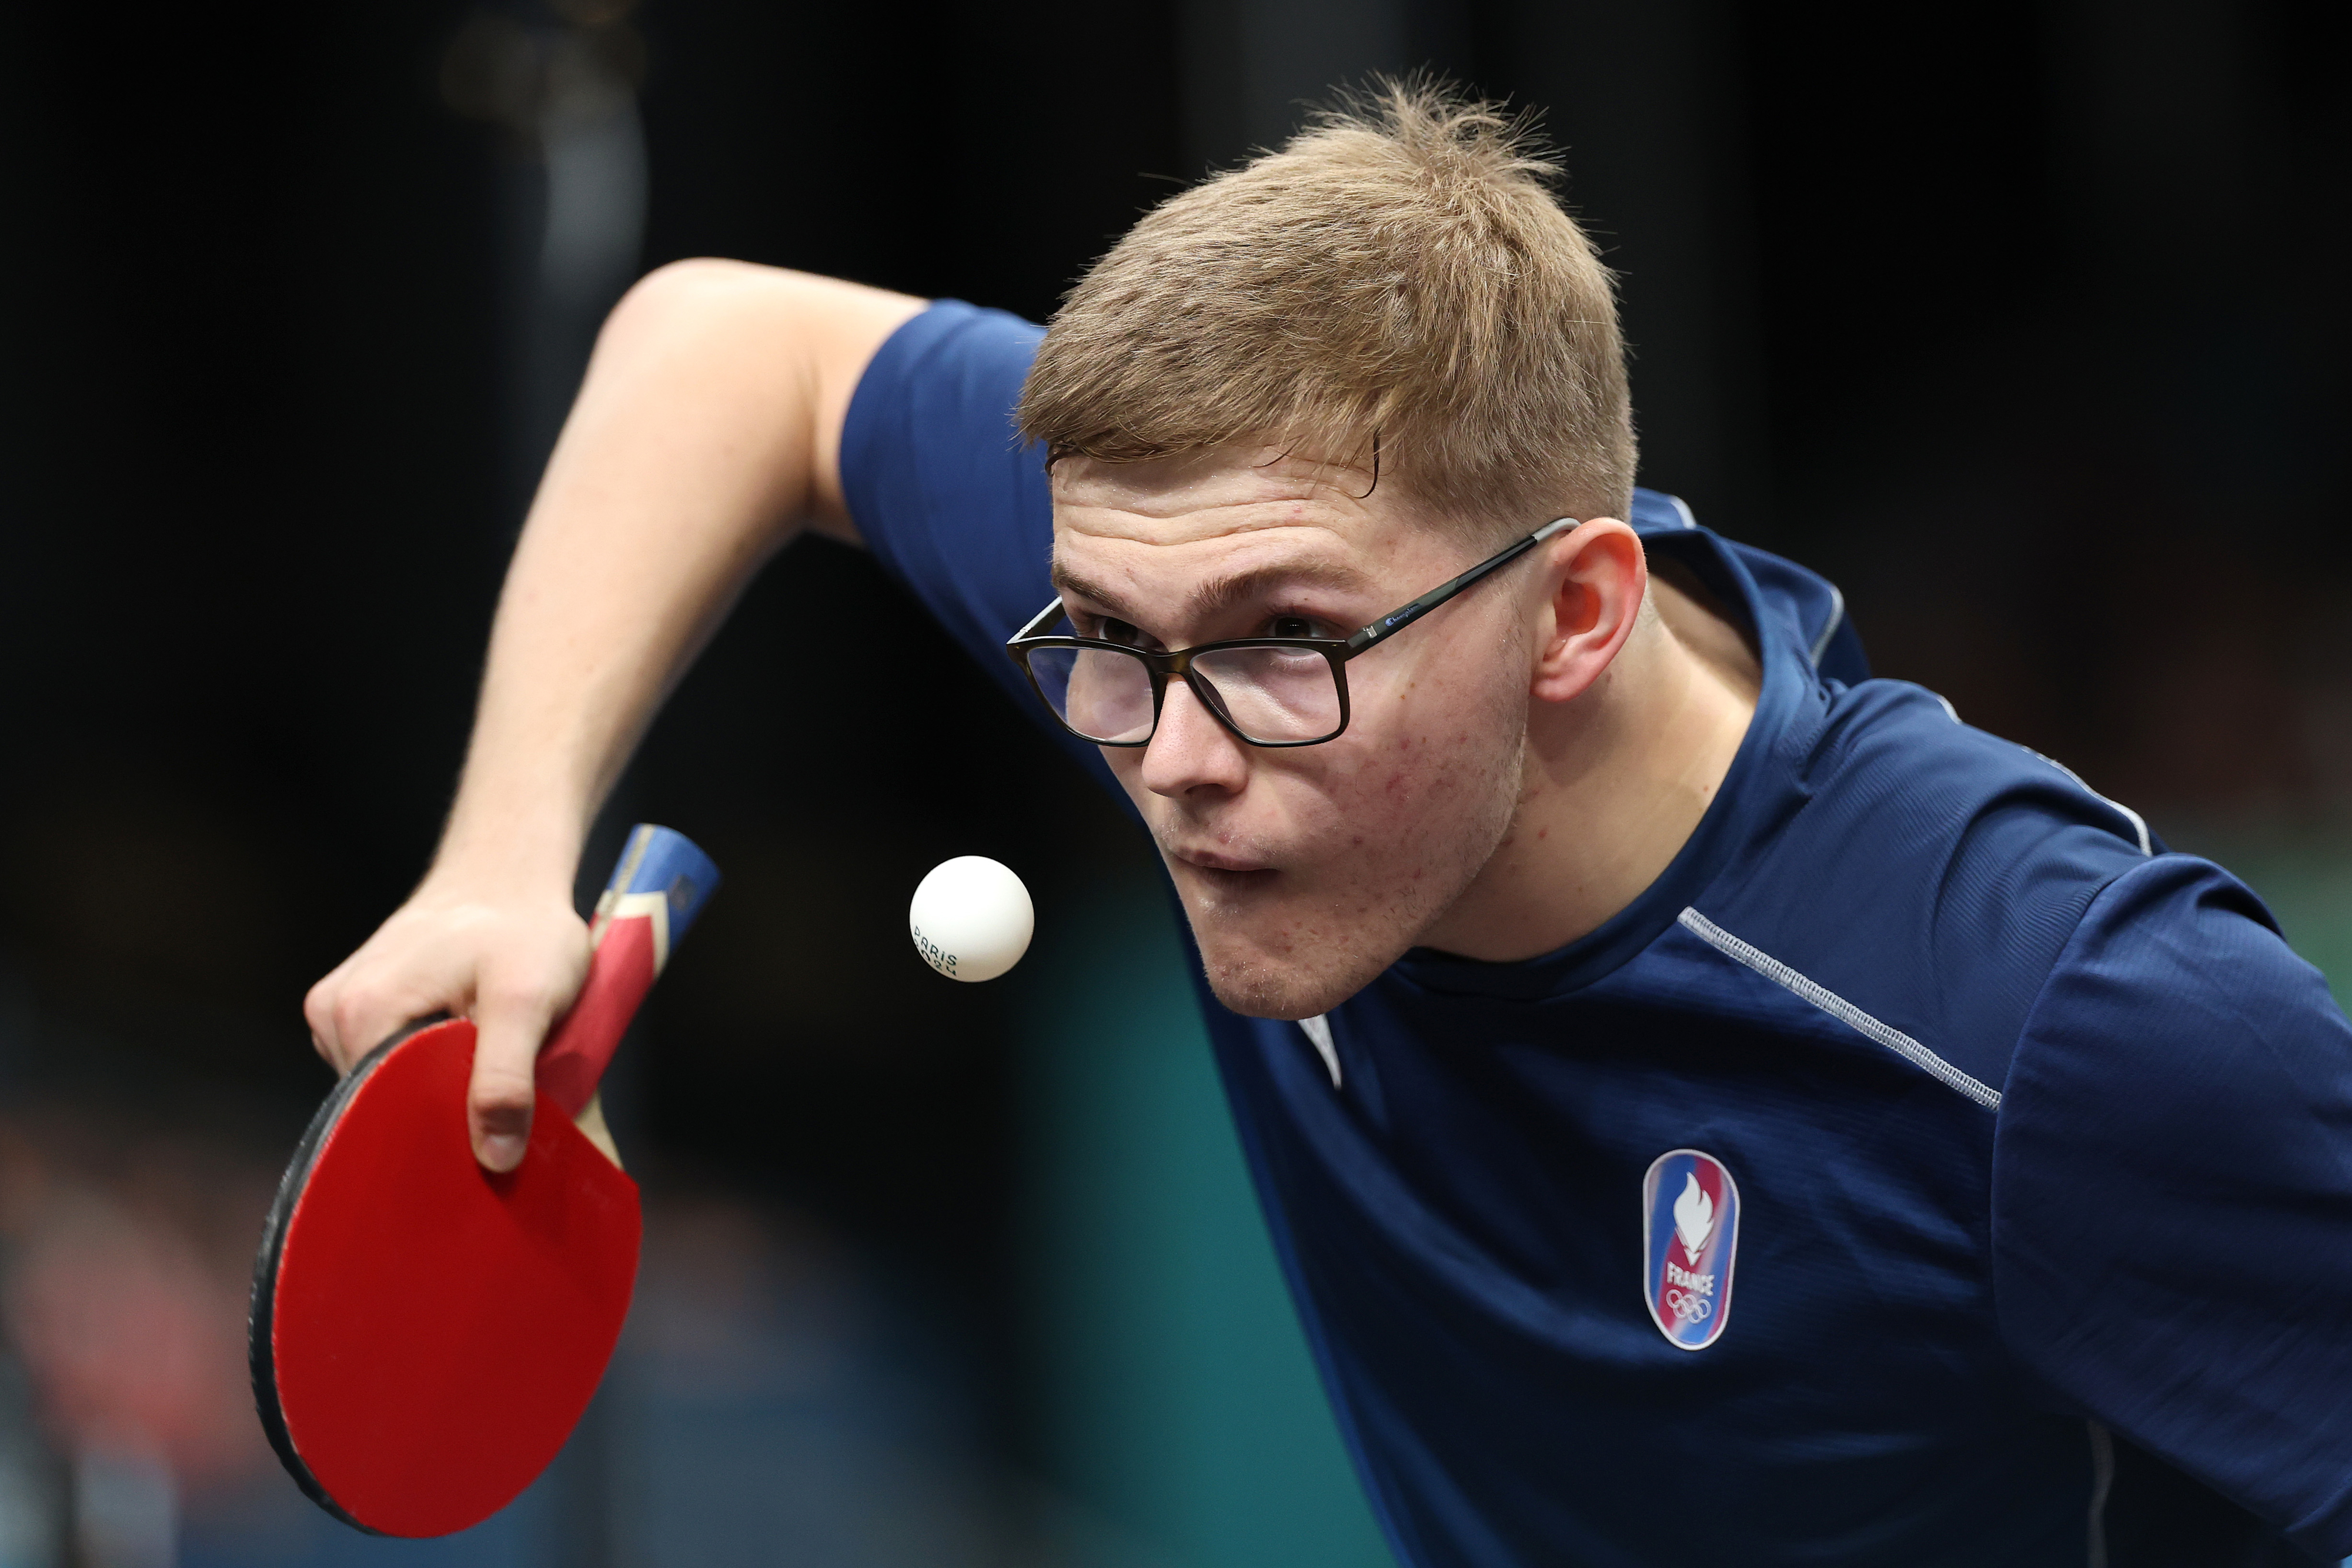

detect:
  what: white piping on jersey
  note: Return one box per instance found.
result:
[1663,493,1700,530]
[1298,1015,1341,1088]
[2086,1421,2115,1568]
[1807,583,1847,669]
[1931,691,1962,725]
[2026,750,2153,858]
[1676,909,2003,1110]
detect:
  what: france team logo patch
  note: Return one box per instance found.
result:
[1642,1149,1741,1351]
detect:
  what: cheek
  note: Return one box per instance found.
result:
[1345,658,1522,805]
[1303,708,1521,875]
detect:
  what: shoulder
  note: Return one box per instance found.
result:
[836,300,1057,650]
[841,298,1043,455]
[840,299,1048,525]
[1695,680,2157,1104]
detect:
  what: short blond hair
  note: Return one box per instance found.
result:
[1017,80,1635,539]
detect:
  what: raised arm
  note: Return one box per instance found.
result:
[304,260,924,1170]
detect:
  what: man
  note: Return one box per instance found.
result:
[306,86,2352,1564]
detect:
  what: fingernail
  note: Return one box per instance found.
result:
[481,1134,526,1172]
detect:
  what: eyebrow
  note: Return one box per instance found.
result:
[1050,557,1377,632]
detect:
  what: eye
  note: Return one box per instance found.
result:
[1095,616,1146,646]
[1266,614,1322,640]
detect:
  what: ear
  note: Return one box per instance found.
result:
[1529,520,1646,705]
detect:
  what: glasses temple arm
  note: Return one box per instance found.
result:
[1007,597,1067,654]
[1343,516,1579,655]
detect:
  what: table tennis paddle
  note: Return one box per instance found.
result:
[250,823,719,1537]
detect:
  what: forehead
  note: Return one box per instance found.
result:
[1048,446,1449,584]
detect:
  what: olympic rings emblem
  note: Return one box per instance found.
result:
[1662,1288,1713,1324]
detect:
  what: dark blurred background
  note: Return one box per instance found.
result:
[0,1,2343,1564]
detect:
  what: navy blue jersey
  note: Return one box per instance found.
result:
[840,300,2352,1566]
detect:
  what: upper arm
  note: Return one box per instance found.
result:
[596,260,926,546]
[824,296,1115,787]
[1991,855,2352,1555]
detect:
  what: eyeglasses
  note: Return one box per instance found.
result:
[1005,516,1578,748]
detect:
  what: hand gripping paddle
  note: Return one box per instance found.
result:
[250,824,719,1537]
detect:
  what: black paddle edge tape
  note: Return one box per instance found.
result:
[247,1014,453,1537]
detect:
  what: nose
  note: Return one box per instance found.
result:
[1138,677,1251,799]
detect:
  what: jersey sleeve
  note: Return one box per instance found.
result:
[1991,854,2352,1557]
[837,299,1090,748]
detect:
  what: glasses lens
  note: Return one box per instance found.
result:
[1025,645,1157,743]
[1190,645,1342,743]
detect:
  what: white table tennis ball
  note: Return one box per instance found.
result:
[910,856,1034,982]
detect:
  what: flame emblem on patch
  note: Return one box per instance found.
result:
[1642,1149,1741,1352]
[1672,1173,1714,1261]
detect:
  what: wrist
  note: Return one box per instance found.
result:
[429,797,590,901]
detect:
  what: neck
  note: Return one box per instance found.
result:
[1416,581,1762,963]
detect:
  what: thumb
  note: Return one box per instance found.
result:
[467,985,562,1174]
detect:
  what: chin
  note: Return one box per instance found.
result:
[1164,851,1483,1019]
[1188,923,1402,1021]
[1163,867,1392,1019]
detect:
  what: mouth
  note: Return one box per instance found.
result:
[1171,844,1271,873]
[1167,845,1278,896]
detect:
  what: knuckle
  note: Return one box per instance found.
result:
[477,978,554,1021]
[302,982,335,1038]
[470,1034,539,1092]
[329,992,373,1041]
[479,962,576,1021]
[470,1085,536,1138]
[470,1076,535,1115]
[471,1029,542,1076]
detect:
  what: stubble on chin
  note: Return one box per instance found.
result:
[1178,873,1462,1021]
[1154,864,1362,1019]
[1197,927,1381,1021]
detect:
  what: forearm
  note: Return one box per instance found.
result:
[306,262,923,1151]
[433,260,924,888]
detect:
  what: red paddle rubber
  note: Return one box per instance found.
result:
[251,1019,639,1537]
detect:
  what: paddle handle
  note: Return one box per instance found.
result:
[535,825,721,1119]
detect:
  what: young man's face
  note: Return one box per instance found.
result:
[1049,446,1541,1019]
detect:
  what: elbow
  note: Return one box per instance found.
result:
[606,256,774,335]
[600,257,868,357]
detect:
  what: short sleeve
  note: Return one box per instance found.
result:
[838,300,1114,784]
[1992,854,2352,1557]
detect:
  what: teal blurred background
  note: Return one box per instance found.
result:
[1020,881,1394,1568]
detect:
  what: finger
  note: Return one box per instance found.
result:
[303,969,349,1066]
[307,965,413,1076]
[304,945,372,1066]
[467,981,565,1173]
[308,968,390,1081]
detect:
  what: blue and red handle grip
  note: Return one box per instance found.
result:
[534,825,720,1118]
